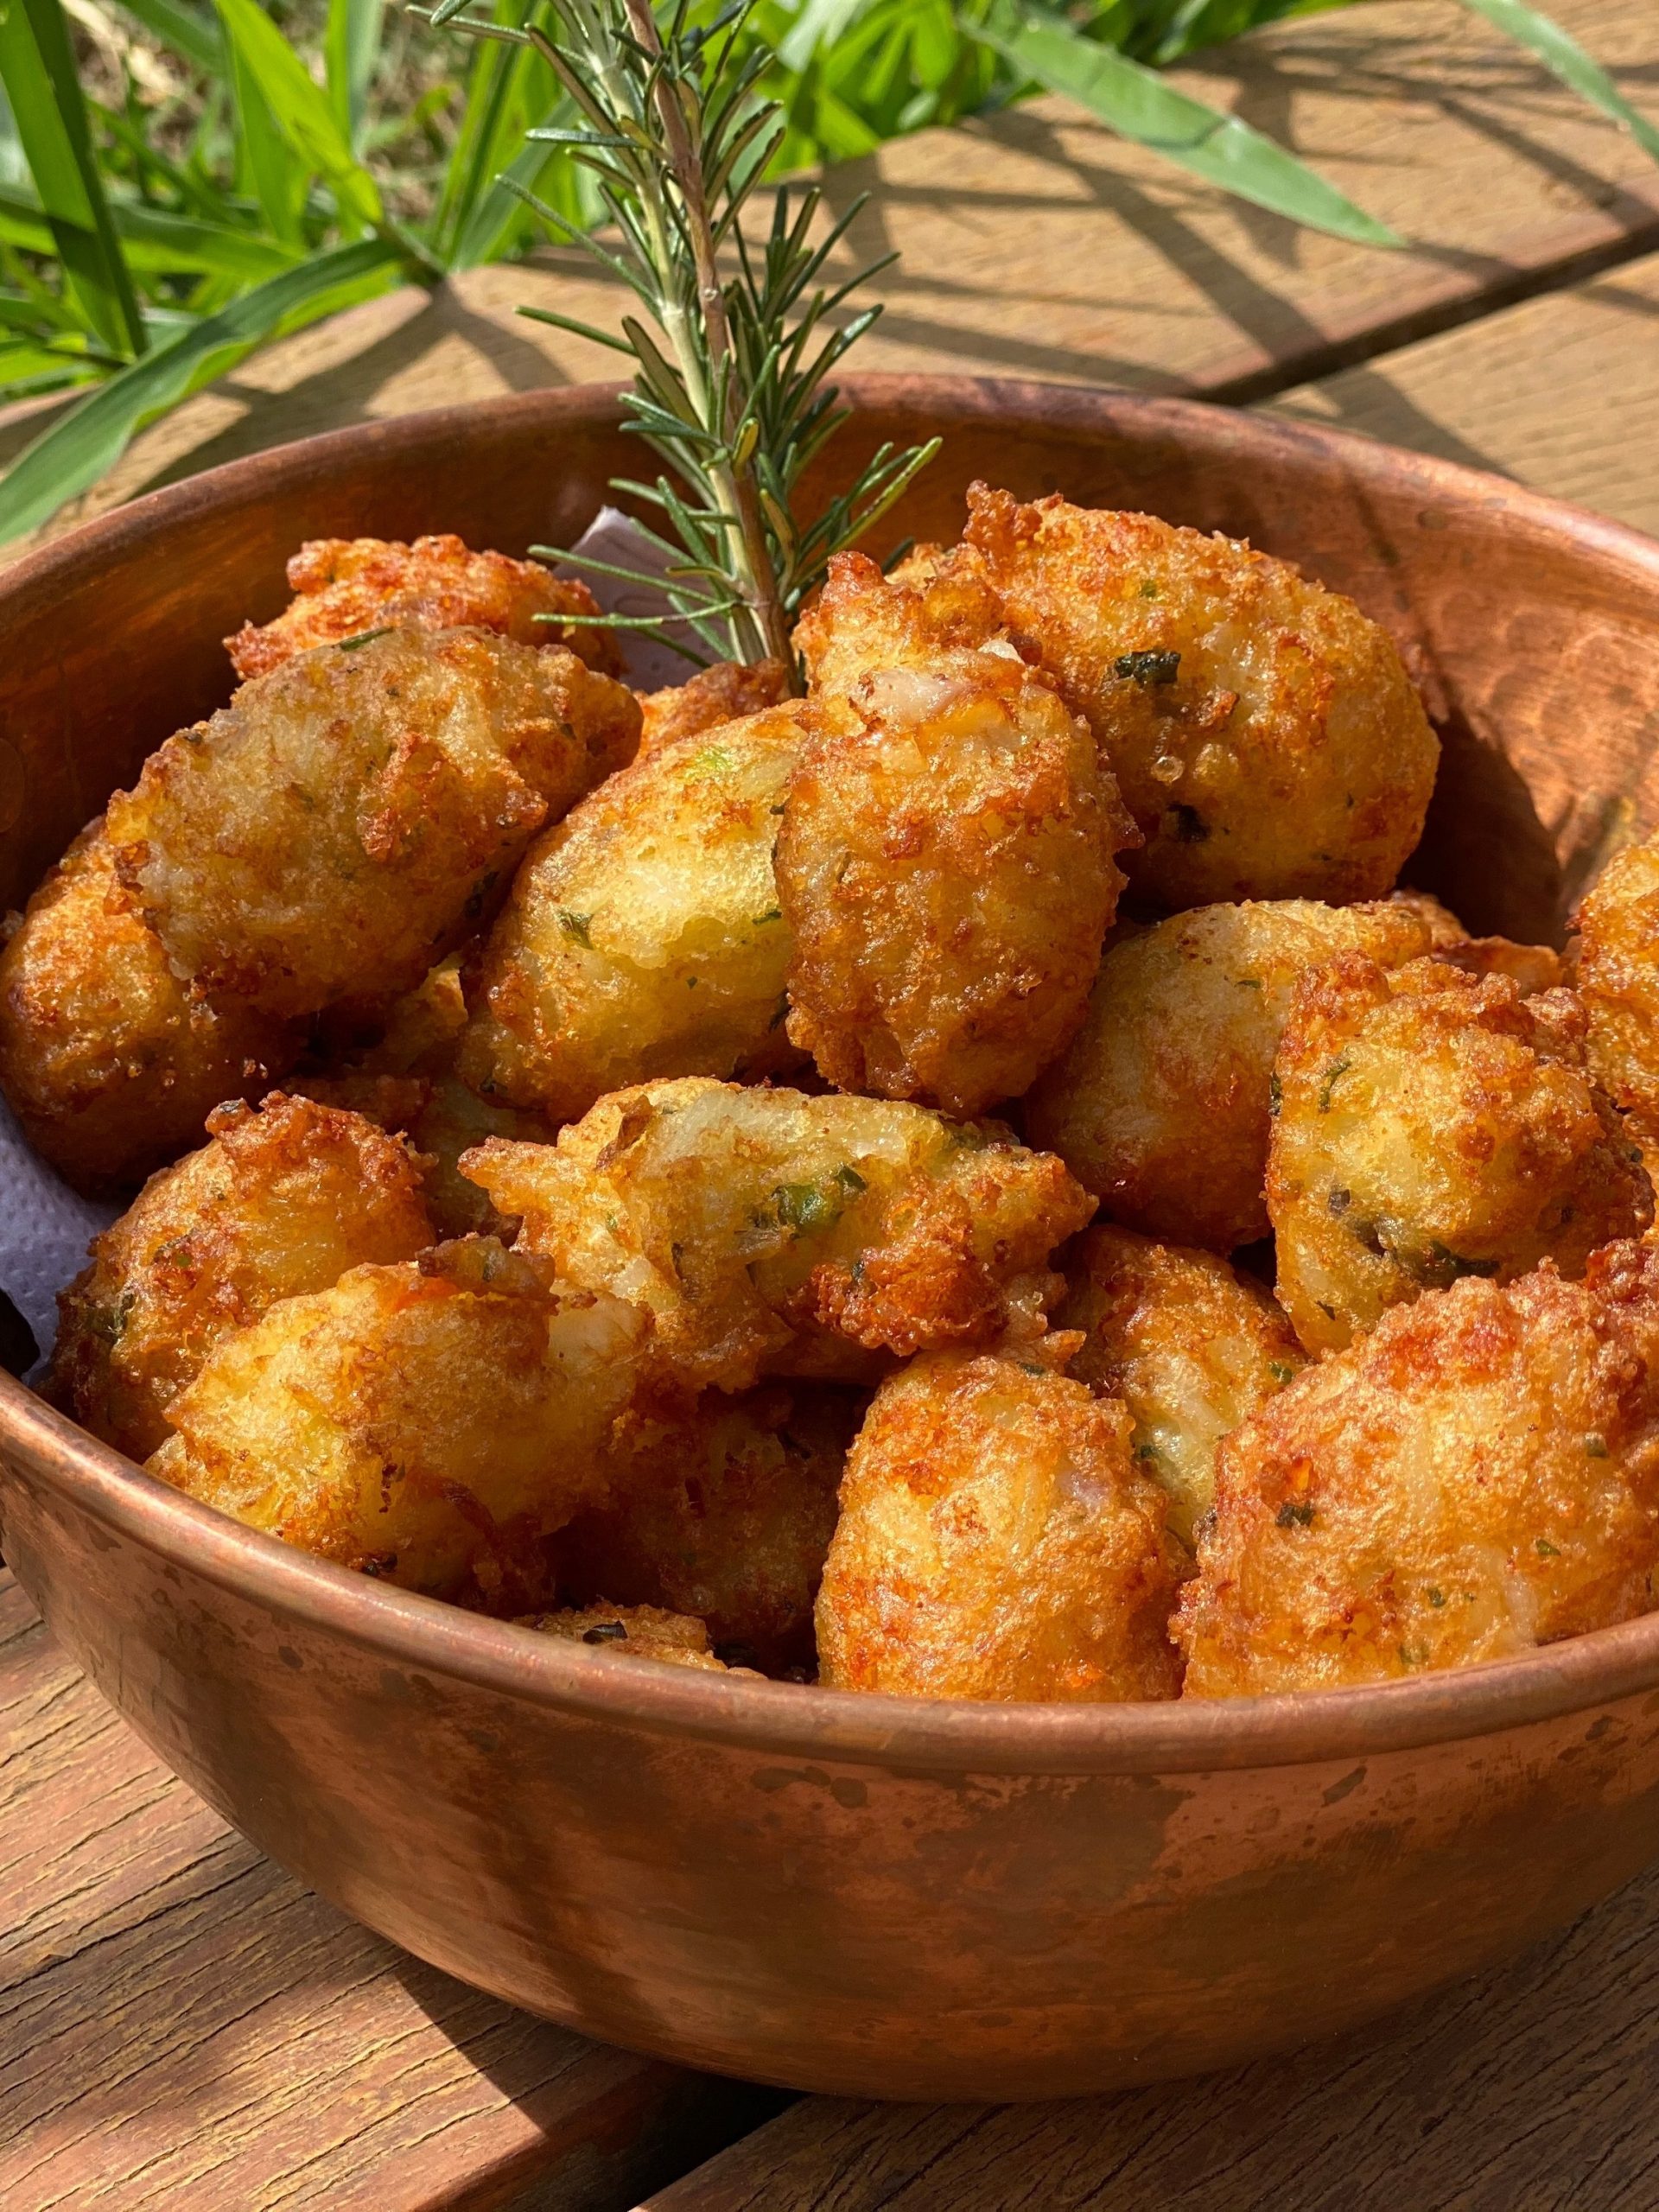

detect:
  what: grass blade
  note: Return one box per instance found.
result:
[0,0,147,353]
[116,0,221,73]
[972,0,1402,246]
[0,237,404,545]
[326,0,386,150]
[1455,0,1659,162]
[212,0,383,230]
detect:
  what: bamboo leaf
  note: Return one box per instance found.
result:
[1455,0,1659,162]
[0,0,147,353]
[326,0,385,150]
[0,237,403,545]
[212,0,383,230]
[972,0,1402,246]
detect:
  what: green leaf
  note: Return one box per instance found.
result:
[116,0,221,72]
[778,0,872,73]
[326,0,385,151]
[212,0,383,231]
[112,201,306,281]
[434,0,541,264]
[1455,0,1659,163]
[228,35,311,246]
[0,0,147,353]
[0,237,404,546]
[972,0,1402,247]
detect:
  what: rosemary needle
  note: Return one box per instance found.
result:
[428,0,938,681]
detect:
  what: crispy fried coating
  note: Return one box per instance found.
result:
[1024,897,1439,1251]
[1268,957,1651,1355]
[149,1238,645,1601]
[296,956,556,1238]
[1573,832,1659,1129]
[815,1341,1182,1701]
[638,658,791,752]
[458,703,809,1121]
[1178,1245,1659,1695]
[558,1382,859,1670]
[517,1604,761,1673]
[961,485,1440,909]
[463,1077,1094,1393]
[226,533,620,680]
[779,552,1128,1118]
[0,825,300,1193]
[1387,889,1563,993]
[48,1093,434,1461]
[1054,1224,1305,1550]
[106,627,639,1023]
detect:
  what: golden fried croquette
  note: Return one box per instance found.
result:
[463,1077,1094,1393]
[294,956,556,1239]
[1573,832,1659,1129]
[795,537,1010,697]
[777,553,1130,1118]
[1387,888,1469,947]
[961,485,1440,909]
[226,532,620,680]
[1268,957,1651,1355]
[458,703,809,1121]
[0,825,301,1193]
[1054,1224,1305,1550]
[638,658,791,752]
[48,1093,434,1462]
[1024,897,1440,1251]
[107,628,639,1023]
[1387,888,1563,993]
[1178,1244,1659,1695]
[815,1340,1182,1701]
[517,1604,762,1673]
[149,1238,645,1601]
[558,1382,860,1670]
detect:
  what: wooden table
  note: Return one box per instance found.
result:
[5,2,1659,2203]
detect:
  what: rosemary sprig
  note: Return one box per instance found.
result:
[424,0,938,677]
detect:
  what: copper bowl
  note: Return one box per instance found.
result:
[5,378,1659,2103]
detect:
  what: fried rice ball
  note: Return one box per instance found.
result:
[48,1093,435,1463]
[462,1077,1095,1393]
[1024,896,1439,1251]
[558,1382,860,1670]
[1573,830,1659,1128]
[0,825,300,1192]
[815,1340,1182,1701]
[516,1605,762,1674]
[1178,1244,1659,1696]
[961,484,1440,909]
[149,1238,645,1602]
[458,702,809,1122]
[1268,957,1651,1355]
[226,532,620,680]
[106,627,639,1024]
[638,658,791,752]
[778,552,1129,1119]
[1054,1224,1305,1550]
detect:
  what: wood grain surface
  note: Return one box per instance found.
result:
[1273,247,1659,536]
[644,1853,1659,2212]
[3,0,1655,552]
[0,1569,780,2212]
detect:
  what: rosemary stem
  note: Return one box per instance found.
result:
[622,0,795,675]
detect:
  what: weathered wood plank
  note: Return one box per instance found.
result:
[0,1573,779,2212]
[645,1851,1659,2212]
[1269,247,1659,537]
[4,0,1656,550]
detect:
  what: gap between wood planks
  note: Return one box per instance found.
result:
[1210,201,1659,406]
